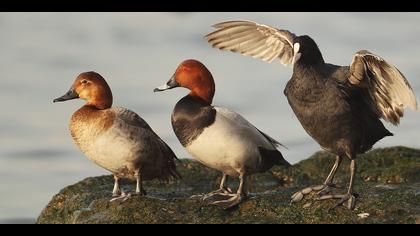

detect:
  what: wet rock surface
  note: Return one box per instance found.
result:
[37,146,420,224]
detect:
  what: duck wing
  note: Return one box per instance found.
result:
[112,107,153,130]
[112,107,180,161]
[205,20,296,64]
[348,50,417,125]
[214,106,290,168]
[214,106,286,149]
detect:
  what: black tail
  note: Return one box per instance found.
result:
[258,147,291,172]
[359,112,394,153]
[257,129,288,149]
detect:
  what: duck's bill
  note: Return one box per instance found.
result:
[53,89,79,103]
[154,84,173,92]
[153,75,180,92]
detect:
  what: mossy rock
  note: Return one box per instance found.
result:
[37,146,420,224]
[275,146,420,186]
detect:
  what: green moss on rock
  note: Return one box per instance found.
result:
[37,146,420,224]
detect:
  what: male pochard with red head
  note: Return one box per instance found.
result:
[54,71,180,201]
[154,60,290,209]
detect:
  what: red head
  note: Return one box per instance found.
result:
[154,59,215,105]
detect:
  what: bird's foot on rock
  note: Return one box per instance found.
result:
[110,192,132,203]
[210,194,246,209]
[291,183,339,203]
[112,192,121,198]
[315,193,358,211]
[190,187,234,201]
[202,187,233,201]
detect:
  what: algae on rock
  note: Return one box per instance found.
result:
[37,146,420,224]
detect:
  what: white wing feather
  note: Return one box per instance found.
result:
[349,50,418,125]
[205,20,296,65]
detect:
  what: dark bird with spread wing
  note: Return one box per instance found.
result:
[205,20,417,210]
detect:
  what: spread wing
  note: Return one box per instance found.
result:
[205,20,296,64]
[348,50,418,125]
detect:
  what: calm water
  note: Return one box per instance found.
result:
[0,12,419,223]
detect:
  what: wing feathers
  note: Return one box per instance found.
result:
[349,50,417,125]
[206,20,296,65]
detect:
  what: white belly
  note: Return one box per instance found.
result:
[82,126,141,174]
[185,112,267,176]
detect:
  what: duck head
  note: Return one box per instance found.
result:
[53,71,113,110]
[154,59,215,105]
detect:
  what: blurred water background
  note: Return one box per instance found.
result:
[0,12,419,223]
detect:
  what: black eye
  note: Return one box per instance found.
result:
[81,80,88,84]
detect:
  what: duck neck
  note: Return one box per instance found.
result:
[189,88,214,105]
[188,74,215,105]
[89,100,112,110]
[87,89,113,110]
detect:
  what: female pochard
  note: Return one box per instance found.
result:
[54,72,180,201]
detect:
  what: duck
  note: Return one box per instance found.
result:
[53,71,181,201]
[154,59,290,209]
[205,20,418,210]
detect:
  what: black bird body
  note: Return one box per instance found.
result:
[285,63,392,157]
[206,20,417,209]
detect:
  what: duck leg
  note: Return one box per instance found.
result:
[201,174,233,200]
[217,173,233,194]
[110,170,146,203]
[191,173,234,201]
[112,175,122,197]
[211,171,247,209]
[322,159,357,210]
[134,170,147,196]
[110,175,132,202]
[291,155,342,203]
